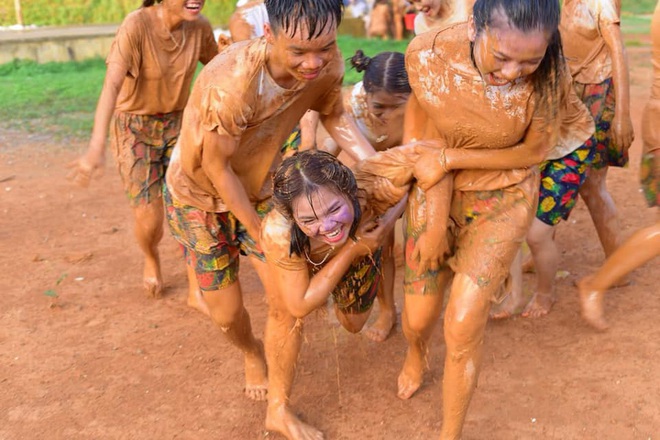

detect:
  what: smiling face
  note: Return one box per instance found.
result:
[265,20,338,85]
[366,89,409,125]
[410,0,443,17]
[162,0,205,21]
[291,186,355,247]
[468,11,549,86]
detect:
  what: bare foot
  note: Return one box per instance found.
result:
[577,278,608,331]
[245,341,268,401]
[521,292,556,319]
[187,288,210,317]
[266,404,324,440]
[397,348,425,400]
[363,310,396,342]
[490,290,526,320]
[143,260,163,298]
[143,277,163,299]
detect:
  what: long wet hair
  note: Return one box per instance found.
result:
[350,50,411,95]
[141,0,162,7]
[265,0,343,39]
[272,150,362,257]
[471,0,564,119]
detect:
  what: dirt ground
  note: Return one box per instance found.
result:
[1,44,659,440]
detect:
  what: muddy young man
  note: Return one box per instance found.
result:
[163,0,376,403]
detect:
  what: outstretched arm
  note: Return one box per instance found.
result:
[68,63,126,187]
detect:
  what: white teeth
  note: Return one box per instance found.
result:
[326,228,341,238]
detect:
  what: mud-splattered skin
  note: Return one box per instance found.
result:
[167,35,345,215]
[400,19,553,439]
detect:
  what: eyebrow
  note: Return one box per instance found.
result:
[298,200,342,221]
[493,50,543,63]
[289,41,335,52]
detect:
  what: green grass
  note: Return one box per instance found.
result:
[621,14,653,36]
[621,0,656,15]
[0,35,412,139]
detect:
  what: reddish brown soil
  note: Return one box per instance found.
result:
[1,46,658,440]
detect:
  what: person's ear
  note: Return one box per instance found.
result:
[467,14,476,42]
[264,23,275,44]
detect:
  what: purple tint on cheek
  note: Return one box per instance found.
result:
[327,206,353,226]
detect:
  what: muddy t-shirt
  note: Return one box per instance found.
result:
[167,38,344,212]
[405,23,544,191]
[547,68,596,160]
[106,7,218,114]
[559,0,620,84]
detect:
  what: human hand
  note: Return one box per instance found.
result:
[370,176,409,212]
[355,196,407,254]
[612,112,635,153]
[414,149,447,191]
[411,230,449,276]
[66,149,105,187]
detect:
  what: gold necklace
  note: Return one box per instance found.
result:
[159,9,186,50]
[304,246,334,268]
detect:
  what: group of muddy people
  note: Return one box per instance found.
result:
[68,0,659,438]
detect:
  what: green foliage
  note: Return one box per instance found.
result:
[621,0,656,15]
[0,0,234,27]
[0,35,411,139]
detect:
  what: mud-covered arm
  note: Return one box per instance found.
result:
[201,131,262,242]
[269,200,405,318]
[68,62,126,187]
[414,113,551,191]
[320,94,376,161]
[403,93,453,271]
[601,21,635,151]
[270,240,369,318]
[299,110,320,152]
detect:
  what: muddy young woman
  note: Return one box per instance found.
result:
[261,150,408,439]
[67,0,218,297]
[401,0,564,437]
[318,49,412,341]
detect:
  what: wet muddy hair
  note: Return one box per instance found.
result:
[472,0,564,119]
[141,0,162,7]
[265,0,343,39]
[350,50,411,95]
[272,150,362,257]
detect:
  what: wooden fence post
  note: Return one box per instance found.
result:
[14,0,24,26]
